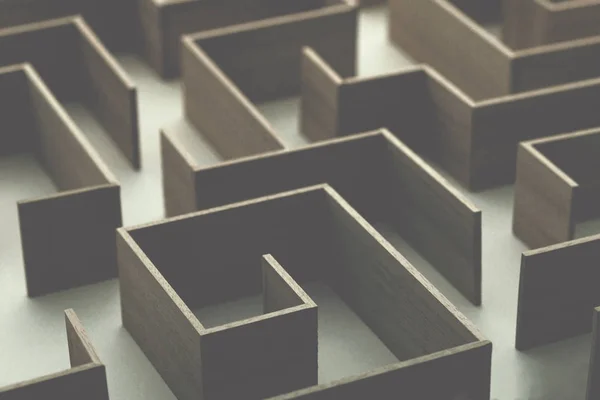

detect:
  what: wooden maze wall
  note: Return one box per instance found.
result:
[1,0,600,399]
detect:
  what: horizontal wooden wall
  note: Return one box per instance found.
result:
[299,47,600,191]
[181,130,482,305]
[142,0,333,77]
[184,4,357,103]
[587,307,600,400]
[0,65,37,155]
[273,342,492,400]
[513,128,600,248]
[0,65,122,297]
[200,255,318,399]
[390,0,600,101]
[516,235,600,350]
[383,135,482,305]
[503,0,600,50]
[181,38,284,160]
[299,47,342,142]
[512,142,574,249]
[0,310,109,400]
[160,130,201,217]
[0,0,136,51]
[121,185,490,400]
[389,0,511,100]
[0,17,140,169]
[76,18,140,169]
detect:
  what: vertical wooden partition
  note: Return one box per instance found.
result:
[0,17,140,169]
[0,64,122,297]
[119,185,491,400]
[0,310,109,399]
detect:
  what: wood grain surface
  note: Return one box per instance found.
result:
[587,307,600,400]
[0,17,140,169]
[513,128,600,248]
[0,0,136,51]
[389,0,600,101]
[0,309,109,400]
[0,64,121,297]
[180,2,356,160]
[140,0,349,78]
[503,0,600,50]
[162,129,482,305]
[515,235,600,350]
[120,185,490,400]
[300,47,600,190]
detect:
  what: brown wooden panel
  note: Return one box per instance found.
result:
[0,17,140,169]
[160,129,199,217]
[262,254,315,313]
[470,78,600,189]
[65,309,102,366]
[0,0,136,51]
[545,1,600,44]
[201,306,318,399]
[26,66,112,190]
[184,131,482,304]
[0,365,109,400]
[389,0,511,100]
[118,229,204,400]
[202,257,318,400]
[503,0,600,50]
[513,128,600,248]
[511,37,600,94]
[77,19,141,169]
[158,0,329,78]
[181,38,284,160]
[299,47,341,142]
[0,64,122,297]
[513,143,574,249]
[0,310,109,400]
[383,136,482,305]
[186,3,357,103]
[121,185,489,399]
[0,65,36,156]
[19,185,122,297]
[272,341,492,400]
[587,307,600,400]
[337,70,435,157]
[515,235,600,350]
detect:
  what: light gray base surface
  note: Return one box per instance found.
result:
[0,6,593,400]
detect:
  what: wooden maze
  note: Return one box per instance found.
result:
[3,0,600,399]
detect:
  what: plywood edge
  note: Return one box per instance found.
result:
[185,1,357,43]
[160,129,200,217]
[22,64,118,185]
[0,15,78,38]
[513,142,575,248]
[381,129,480,214]
[65,309,102,366]
[587,306,600,399]
[0,363,101,394]
[0,310,108,398]
[75,17,141,170]
[323,185,486,342]
[271,340,491,399]
[181,35,284,158]
[545,0,600,12]
[300,46,343,141]
[262,254,317,312]
[515,238,600,350]
[74,17,135,89]
[191,130,382,175]
[117,228,205,332]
